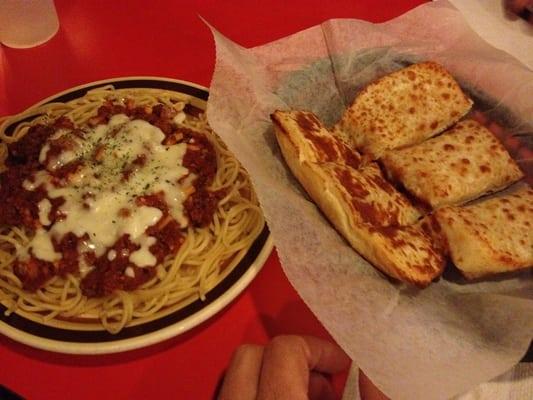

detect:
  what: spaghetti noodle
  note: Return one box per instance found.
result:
[0,86,264,333]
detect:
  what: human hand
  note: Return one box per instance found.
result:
[219,335,388,400]
[219,335,349,400]
[504,0,533,23]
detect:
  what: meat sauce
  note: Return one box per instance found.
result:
[1,101,221,297]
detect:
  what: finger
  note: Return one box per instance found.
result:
[218,344,264,400]
[358,370,390,400]
[308,372,337,400]
[301,335,351,374]
[257,335,351,400]
[257,336,309,400]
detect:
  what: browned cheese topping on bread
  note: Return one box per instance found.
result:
[272,109,444,287]
[433,186,533,279]
[316,162,421,227]
[333,61,473,159]
[272,61,530,287]
[381,119,524,208]
[271,110,362,168]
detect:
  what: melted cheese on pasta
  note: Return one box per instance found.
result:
[22,114,189,268]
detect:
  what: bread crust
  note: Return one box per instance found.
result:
[381,119,524,208]
[434,186,533,279]
[333,61,473,159]
[272,110,445,286]
[271,62,529,286]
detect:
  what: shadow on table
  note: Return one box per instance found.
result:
[256,301,333,340]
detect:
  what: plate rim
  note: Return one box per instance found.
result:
[25,75,211,109]
[0,76,273,354]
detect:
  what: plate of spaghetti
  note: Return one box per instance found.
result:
[0,77,271,354]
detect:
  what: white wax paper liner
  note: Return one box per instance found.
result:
[205,1,533,398]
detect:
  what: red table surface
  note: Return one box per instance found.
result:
[0,1,427,399]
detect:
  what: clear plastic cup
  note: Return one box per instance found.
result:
[0,0,59,49]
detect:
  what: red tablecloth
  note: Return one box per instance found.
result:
[0,1,427,399]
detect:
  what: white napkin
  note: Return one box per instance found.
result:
[446,0,533,70]
[343,363,533,399]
